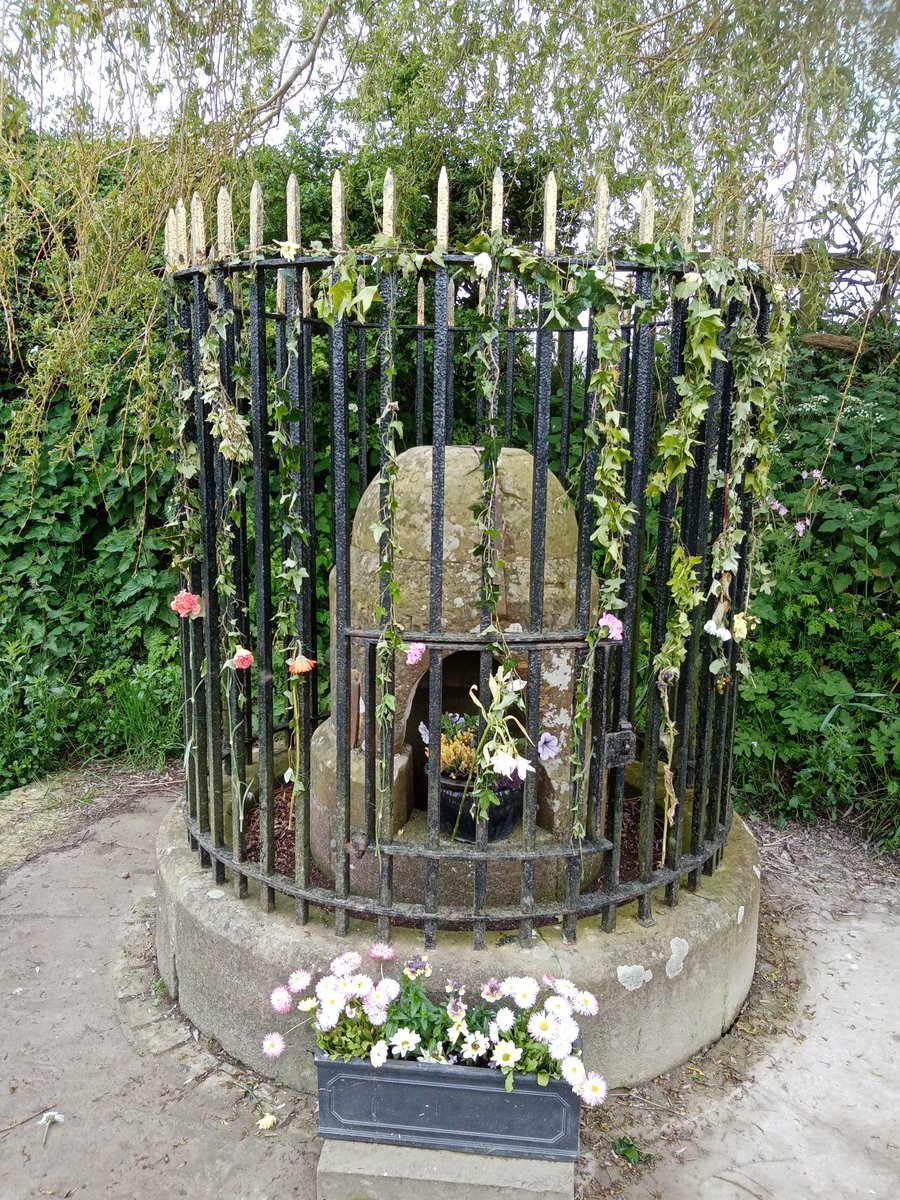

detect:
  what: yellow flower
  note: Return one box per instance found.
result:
[256,1113,277,1131]
[733,612,748,642]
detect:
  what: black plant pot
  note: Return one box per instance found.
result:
[437,774,522,843]
[316,1050,580,1160]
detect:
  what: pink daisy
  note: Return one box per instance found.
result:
[369,942,396,962]
[270,986,293,1015]
[262,1032,286,1059]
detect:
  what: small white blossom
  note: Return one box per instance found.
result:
[369,1040,389,1068]
[490,1040,523,1069]
[390,1028,422,1058]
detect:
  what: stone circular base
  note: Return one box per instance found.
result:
[155,803,760,1094]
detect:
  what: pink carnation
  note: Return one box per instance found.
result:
[233,646,254,670]
[405,642,427,666]
[170,590,201,619]
[598,612,623,641]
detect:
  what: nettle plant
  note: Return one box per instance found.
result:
[261,946,607,1103]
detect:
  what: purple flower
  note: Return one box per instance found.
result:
[794,518,810,536]
[481,978,504,1002]
[777,503,789,517]
[405,642,427,666]
[827,606,834,613]
[538,732,560,761]
[369,942,395,962]
[598,611,624,641]
[801,470,809,479]
[811,468,823,480]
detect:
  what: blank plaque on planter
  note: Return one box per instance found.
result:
[316,1052,580,1161]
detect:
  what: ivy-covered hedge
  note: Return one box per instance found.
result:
[734,330,900,847]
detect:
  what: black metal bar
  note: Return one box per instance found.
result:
[425,265,449,948]
[331,296,352,935]
[520,282,553,946]
[191,273,226,883]
[558,328,574,489]
[248,261,276,911]
[377,262,397,944]
[356,320,369,491]
[641,293,689,910]
[184,809,720,923]
[415,284,426,446]
[217,270,249,898]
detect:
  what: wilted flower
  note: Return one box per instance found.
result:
[405,642,427,666]
[598,611,624,641]
[256,1113,277,1130]
[262,1032,286,1059]
[270,985,293,1015]
[538,732,560,761]
[473,251,492,279]
[233,646,254,670]
[732,613,748,642]
[288,653,316,675]
[170,590,201,619]
[390,1028,422,1058]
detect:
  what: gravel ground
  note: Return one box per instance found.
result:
[0,770,898,1200]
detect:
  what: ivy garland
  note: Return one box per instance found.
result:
[171,239,789,864]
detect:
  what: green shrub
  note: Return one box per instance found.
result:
[734,332,900,846]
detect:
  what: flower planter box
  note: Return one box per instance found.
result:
[315,1051,580,1161]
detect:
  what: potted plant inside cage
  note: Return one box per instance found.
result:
[417,665,560,843]
[261,947,606,1160]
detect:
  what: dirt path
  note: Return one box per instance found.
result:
[0,772,898,1200]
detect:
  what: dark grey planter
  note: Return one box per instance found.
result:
[315,1050,580,1161]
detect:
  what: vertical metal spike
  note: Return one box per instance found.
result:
[478,280,486,315]
[190,192,206,265]
[165,208,177,272]
[680,184,695,252]
[382,169,396,239]
[417,277,425,325]
[507,280,516,328]
[594,173,610,256]
[276,271,287,314]
[356,273,367,323]
[436,166,449,250]
[302,267,312,318]
[286,173,301,248]
[763,218,775,273]
[217,186,233,259]
[491,167,504,234]
[734,201,748,256]
[542,172,557,256]
[448,279,455,328]
[751,210,766,263]
[331,170,346,250]
[711,207,726,257]
[174,198,188,267]
[639,179,655,244]
[249,180,264,256]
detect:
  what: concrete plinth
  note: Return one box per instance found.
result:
[155,803,760,1095]
[316,1141,575,1200]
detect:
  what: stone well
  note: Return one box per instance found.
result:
[309,444,600,904]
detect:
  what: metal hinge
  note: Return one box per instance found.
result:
[603,725,637,768]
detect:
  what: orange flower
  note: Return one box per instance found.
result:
[288,654,317,675]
